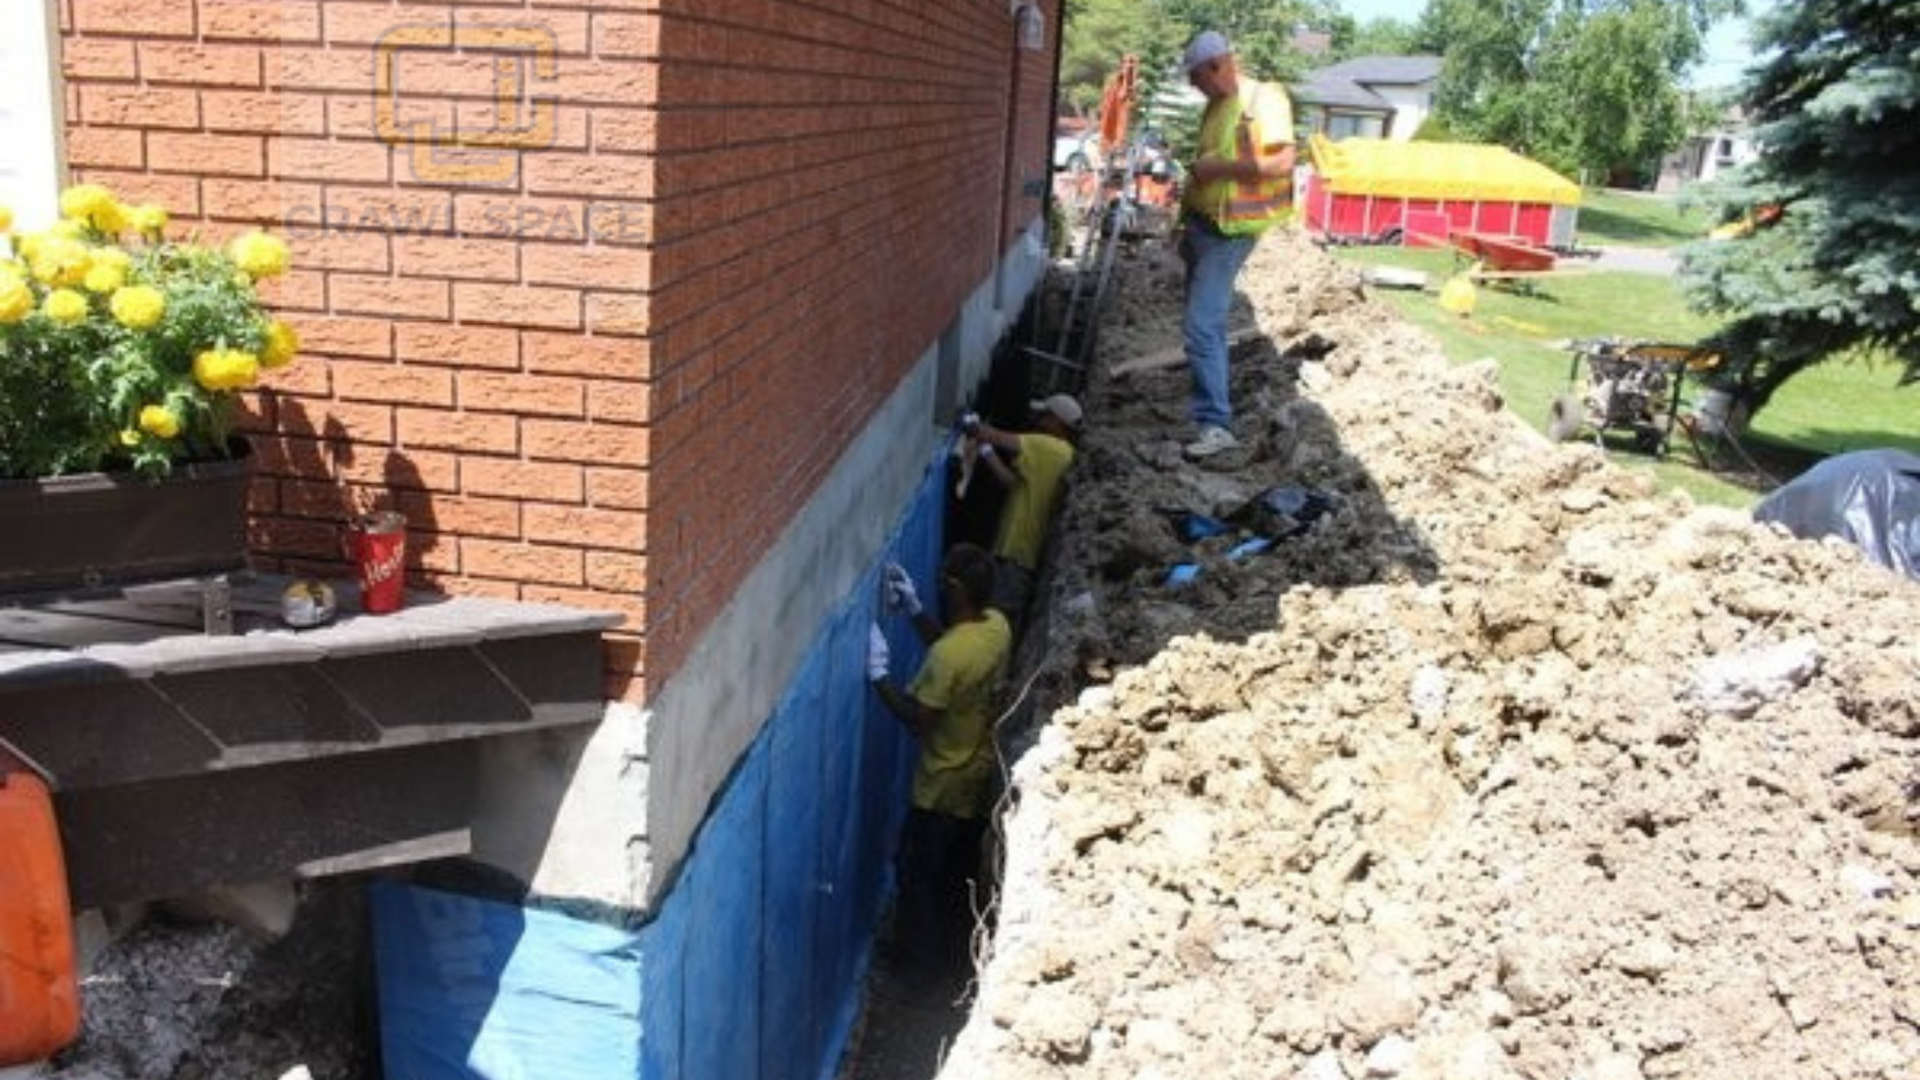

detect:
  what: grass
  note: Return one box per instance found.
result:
[1573,188,1711,250]
[1333,244,1920,508]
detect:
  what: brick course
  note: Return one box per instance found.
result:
[60,0,1059,699]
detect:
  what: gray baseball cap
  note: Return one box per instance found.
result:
[1183,31,1231,73]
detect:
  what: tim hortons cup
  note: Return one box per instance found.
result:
[346,510,407,614]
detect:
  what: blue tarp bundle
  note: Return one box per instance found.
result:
[1753,449,1920,582]
[376,446,950,1080]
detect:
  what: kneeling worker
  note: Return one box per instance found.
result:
[964,393,1082,624]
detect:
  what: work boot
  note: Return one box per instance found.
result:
[1183,425,1239,460]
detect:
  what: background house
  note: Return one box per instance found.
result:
[1294,55,1442,142]
[1657,111,1760,191]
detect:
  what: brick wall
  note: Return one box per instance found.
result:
[1004,5,1058,246]
[642,0,1052,677]
[57,0,1057,699]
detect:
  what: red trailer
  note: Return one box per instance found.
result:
[1302,136,1582,249]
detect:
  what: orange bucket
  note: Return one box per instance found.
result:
[0,768,80,1064]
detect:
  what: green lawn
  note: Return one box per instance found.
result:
[1574,188,1710,250]
[1335,244,1920,508]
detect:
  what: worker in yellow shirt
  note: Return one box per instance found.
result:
[961,393,1081,626]
[867,543,1011,976]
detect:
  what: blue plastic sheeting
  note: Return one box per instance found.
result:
[373,880,643,1080]
[376,442,950,1080]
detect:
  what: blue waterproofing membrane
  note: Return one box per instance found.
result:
[376,442,952,1080]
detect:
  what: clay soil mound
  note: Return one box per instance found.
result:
[939,233,1920,1080]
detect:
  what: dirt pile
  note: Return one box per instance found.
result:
[941,233,1920,1079]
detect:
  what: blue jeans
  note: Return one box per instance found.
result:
[1180,216,1257,429]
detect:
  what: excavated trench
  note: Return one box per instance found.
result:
[923,229,1919,1080]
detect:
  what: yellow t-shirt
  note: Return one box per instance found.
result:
[991,432,1075,571]
[906,609,1012,818]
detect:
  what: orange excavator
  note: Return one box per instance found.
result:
[1101,56,1179,212]
[1097,56,1136,160]
[1077,54,1179,229]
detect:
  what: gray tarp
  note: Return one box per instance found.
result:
[1753,449,1920,581]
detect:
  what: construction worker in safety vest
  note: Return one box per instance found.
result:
[1175,30,1296,461]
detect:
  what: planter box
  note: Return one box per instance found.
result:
[0,445,252,597]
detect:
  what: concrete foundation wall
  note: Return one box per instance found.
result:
[472,229,1048,911]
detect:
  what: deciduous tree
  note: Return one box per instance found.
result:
[1336,15,1422,60]
[1424,0,1738,181]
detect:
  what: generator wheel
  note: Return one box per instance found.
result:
[1546,395,1583,442]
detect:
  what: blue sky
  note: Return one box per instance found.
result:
[1333,0,1776,89]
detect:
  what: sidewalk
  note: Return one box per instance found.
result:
[1587,244,1680,275]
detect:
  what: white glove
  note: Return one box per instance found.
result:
[959,411,981,436]
[867,623,890,682]
[977,442,997,461]
[884,562,922,616]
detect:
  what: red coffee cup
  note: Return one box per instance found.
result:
[346,510,407,614]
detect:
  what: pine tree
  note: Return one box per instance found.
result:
[1678,0,1920,415]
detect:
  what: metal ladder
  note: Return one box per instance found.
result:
[1024,139,1149,394]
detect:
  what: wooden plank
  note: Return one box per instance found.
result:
[1111,323,1261,376]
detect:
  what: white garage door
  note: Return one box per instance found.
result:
[0,0,65,229]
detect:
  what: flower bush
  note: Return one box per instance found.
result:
[0,184,297,479]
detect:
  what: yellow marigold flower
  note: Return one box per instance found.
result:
[138,405,181,439]
[109,284,167,329]
[260,319,299,368]
[46,220,86,241]
[91,201,131,235]
[228,231,289,278]
[129,204,168,237]
[193,348,261,391]
[59,184,116,223]
[30,237,90,287]
[43,288,89,326]
[0,276,32,324]
[0,206,12,233]
[120,428,142,447]
[83,260,126,294]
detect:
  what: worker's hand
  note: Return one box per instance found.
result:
[867,623,890,682]
[977,442,997,462]
[957,410,981,436]
[883,562,922,616]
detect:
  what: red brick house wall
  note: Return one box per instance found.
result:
[1000,5,1057,247]
[56,0,1059,701]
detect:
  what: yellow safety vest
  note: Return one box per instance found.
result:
[1185,79,1294,237]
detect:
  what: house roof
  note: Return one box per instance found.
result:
[1313,55,1443,86]
[1294,55,1443,113]
[1296,74,1393,112]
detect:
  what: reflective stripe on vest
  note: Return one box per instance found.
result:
[1217,82,1293,235]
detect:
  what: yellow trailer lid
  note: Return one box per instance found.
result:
[1308,136,1581,206]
